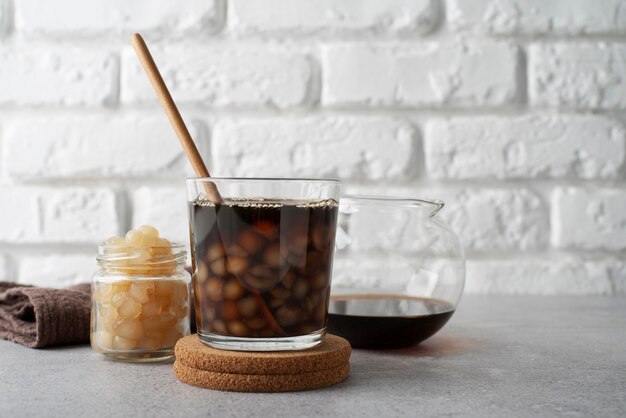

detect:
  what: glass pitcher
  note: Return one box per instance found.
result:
[328,196,465,348]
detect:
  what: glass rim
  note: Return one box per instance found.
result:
[186,177,341,184]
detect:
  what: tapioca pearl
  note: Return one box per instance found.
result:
[276,305,301,328]
[223,279,246,300]
[113,335,138,350]
[238,229,264,254]
[138,336,163,350]
[212,320,227,334]
[141,299,162,318]
[203,304,216,322]
[237,296,258,317]
[154,280,175,296]
[263,243,283,267]
[210,257,228,276]
[287,233,309,255]
[196,262,209,283]
[115,319,144,340]
[244,317,266,330]
[111,291,130,308]
[311,272,327,289]
[227,256,249,276]
[269,298,284,309]
[281,272,296,289]
[125,229,143,245]
[94,282,114,303]
[221,301,240,321]
[98,304,118,327]
[227,320,249,337]
[254,220,279,240]
[138,225,159,239]
[226,245,248,257]
[292,279,309,300]
[155,295,171,310]
[116,298,143,320]
[270,287,290,300]
[312,226,334,252]
[105,236,126,246]
[112,280,131,293]
[286,251,307,268]
[206,278,223,302]
[170,281,189,305]
[129,282,152,304]
[206,243,225,263]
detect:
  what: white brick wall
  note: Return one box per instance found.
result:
[0,0,623,294]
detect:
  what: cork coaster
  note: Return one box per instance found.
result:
[174,361,350,393]
[173,334,351,392]
[175,334,351,375]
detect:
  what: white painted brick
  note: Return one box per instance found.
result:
[0,0,6,37]
[0,187,121,243]
[132,186,189,246]
[530,43,626,109]
[0,255,12,281]
[448,0,626,35]
[230,0,438,35]
[212,117,415,180]
[121,45,313,108]
[3,116,204,179]
[609,262,626,295]
[17,254,95,288]
[15,0,223,37]
[552,187,626,251]
[0,47,117,106]
[424,115,625,179]
[344,185,548,252]
[465,258,615,295]
[322,41,518,107]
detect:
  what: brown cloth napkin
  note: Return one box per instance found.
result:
[0,282,91,348]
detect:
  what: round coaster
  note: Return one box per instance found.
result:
[174,334,351,375]
[174,361,350,393]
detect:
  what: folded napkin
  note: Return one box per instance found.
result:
[0,282,91,348]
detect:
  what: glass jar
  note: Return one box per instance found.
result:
[187,177,341,351]
[328,196,465,348]
[91,243,191,362]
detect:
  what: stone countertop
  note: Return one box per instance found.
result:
[1,296,625,418]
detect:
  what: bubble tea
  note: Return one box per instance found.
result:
[187,179,340,351]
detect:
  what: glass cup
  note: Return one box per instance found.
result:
[187,178,341,351]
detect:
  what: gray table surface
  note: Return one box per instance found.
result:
[1,296,625,418]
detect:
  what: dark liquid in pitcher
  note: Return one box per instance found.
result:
[189,198,338,339]
[327,295,455,348]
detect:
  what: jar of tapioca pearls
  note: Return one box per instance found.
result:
[91,225,191,362]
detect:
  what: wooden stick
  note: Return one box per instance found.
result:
[130,33,221,203]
